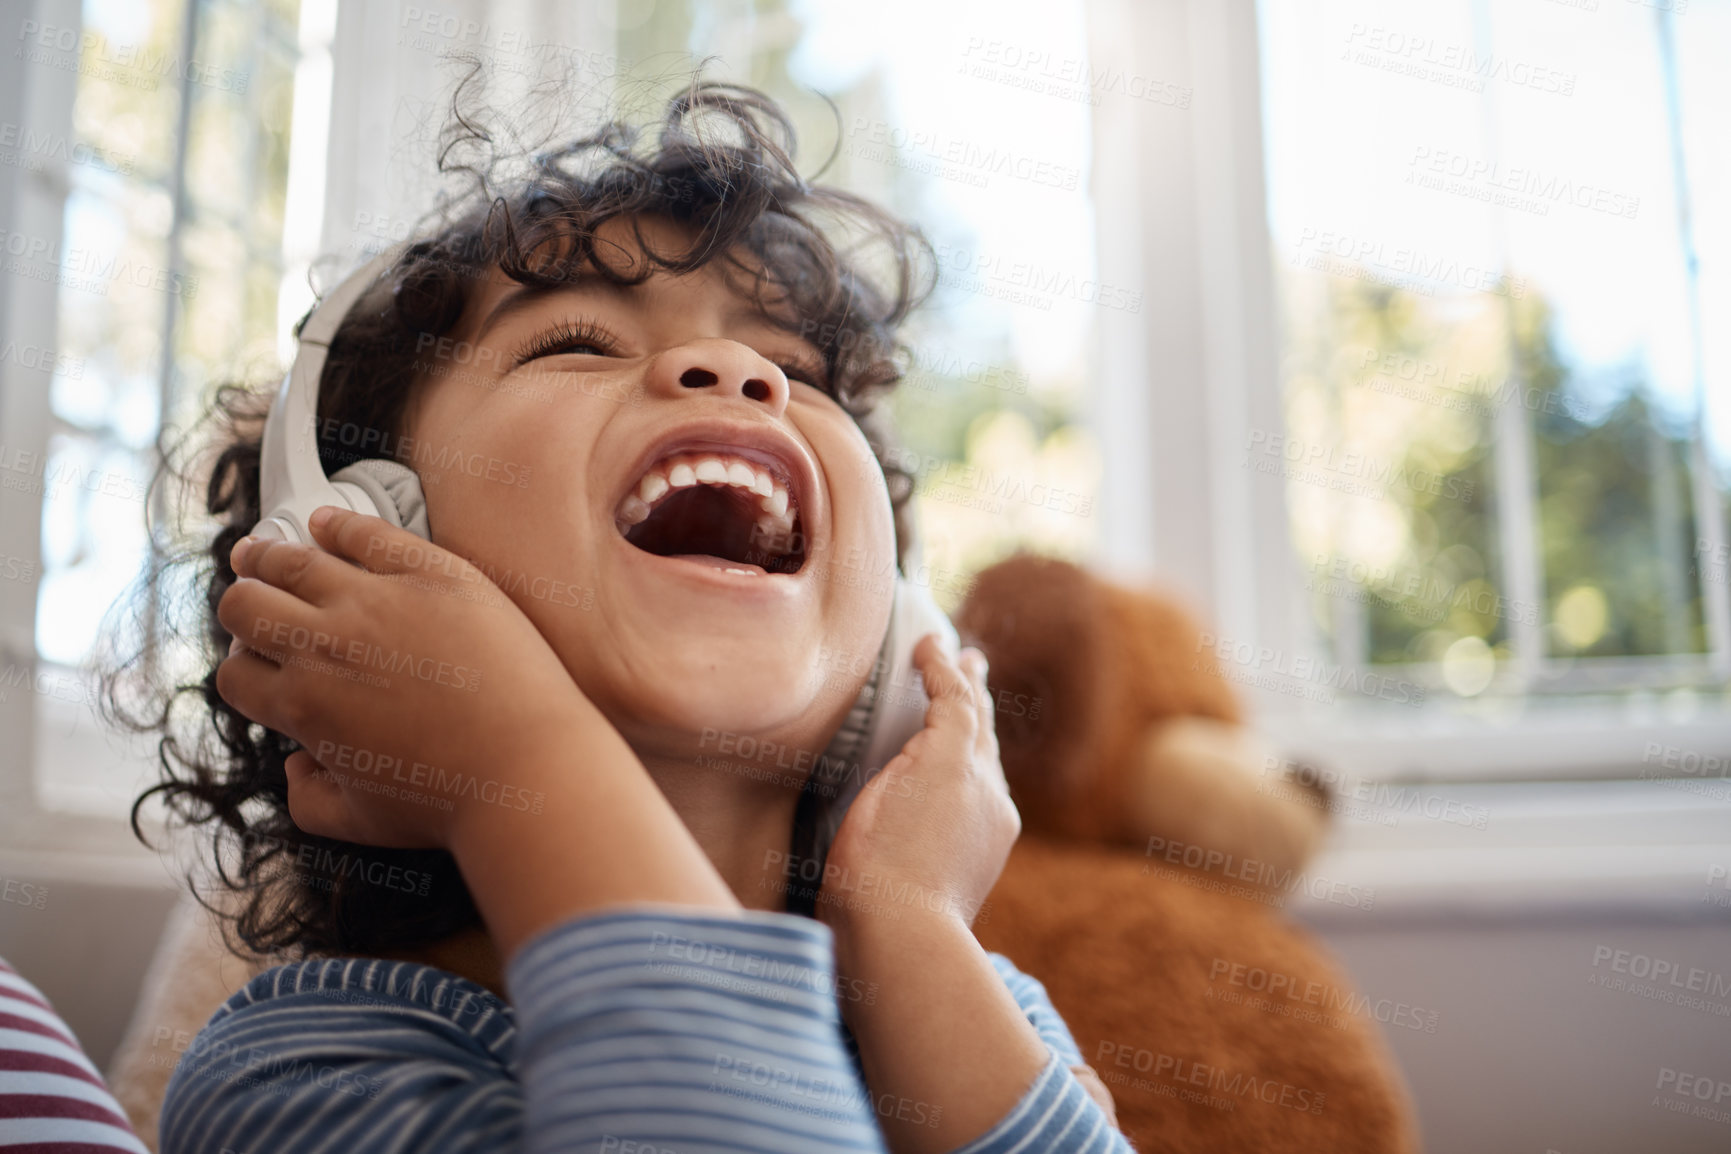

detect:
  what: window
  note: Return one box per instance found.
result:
[1079,0,1730,781]
[1,0,312,821]
[1257,0,1730,715]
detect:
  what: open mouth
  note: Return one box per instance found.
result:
[614,450,806,575]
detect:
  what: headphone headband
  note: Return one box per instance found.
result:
[254,247,407,543]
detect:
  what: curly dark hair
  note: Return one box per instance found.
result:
[101,71,935,961]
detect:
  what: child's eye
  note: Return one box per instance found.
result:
[513,319,620,366]
[775,355,829,390]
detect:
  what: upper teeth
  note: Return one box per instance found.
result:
[616,450,798,549]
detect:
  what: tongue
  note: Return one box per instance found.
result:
[668,553,767,575]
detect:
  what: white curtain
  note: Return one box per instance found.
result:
[288,0,623,314]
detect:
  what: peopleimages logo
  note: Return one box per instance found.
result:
[0,444,144,504]
[1653,1066,1731,1127]
[1588,945,1731,1019]
[1195,631,1427,707]
[1699,538,1728,584]
[1407,146,1640,220]
[0,227,198,298]
[1351,346,1589,421]
[846,117,1083,192]
[0,338,84,378]
[1262,756,1491,831]
[1142,835,1377,911]
[1341,24,1576,96]
[0,120,134,176]
[1207,958,1440,1034]
[395,6,625,78]
[15,20,249,93]
[1093,1041,1326,1114]
[1305,552,1540,631]
[931,242,1142,313]
[957,38,1192,109]
[1291,226,1527,298]
[1704,865,1731,910]
[1243,428,1476,504]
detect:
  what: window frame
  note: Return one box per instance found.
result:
[1083,0,1731,783]
[0,0,157,862]
[0,0,320,858]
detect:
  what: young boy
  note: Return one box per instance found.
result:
[125,80,1125,1153]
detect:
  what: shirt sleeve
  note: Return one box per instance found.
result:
[0,959,148,1153]
[986,953,1086,1066]
[943,955,1134,1154]
[159,908,888,1154]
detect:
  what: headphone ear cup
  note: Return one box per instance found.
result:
[793,577,960,889]
[328,459,430,540]
[860,578,958,772]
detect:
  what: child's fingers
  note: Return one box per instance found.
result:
[282,748,355,842]
[309,505,456,578]
[960,648,997,759]
[217,576,323,659]
[959,648,1013,808]
[284,749,435,848]
[851,751,913,816]
[910,633,979,741]
[213,646,296,732]
[231,534,355,606]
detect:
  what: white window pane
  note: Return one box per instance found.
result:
[1257,0,1727,693]
[35,437,151,666]
[53,189,169,444]
[32,659,162,818]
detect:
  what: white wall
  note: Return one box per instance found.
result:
[0,869,179,1072]
[1306,915,1731,1154]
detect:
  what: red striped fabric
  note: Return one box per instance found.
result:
[0,1096,133,1127]
[0,960,146,1153]
[0,1013,78,1045]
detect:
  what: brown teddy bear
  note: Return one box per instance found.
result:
[957,553,1421,1153]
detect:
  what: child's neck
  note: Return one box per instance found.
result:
[392,755,804,1000]
[637,749,805,915]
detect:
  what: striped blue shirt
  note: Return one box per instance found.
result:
[159,908,1128,1153]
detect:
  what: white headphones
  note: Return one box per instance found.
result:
[255,250,429,545]
[256,247,958,872]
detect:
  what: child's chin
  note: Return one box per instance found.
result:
[615,653,798,717]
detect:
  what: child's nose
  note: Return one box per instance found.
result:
[645,339,789,414]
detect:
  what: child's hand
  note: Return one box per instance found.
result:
[818,636,1019,938]
[816,643,1051,1152]
[215,505,593,851]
